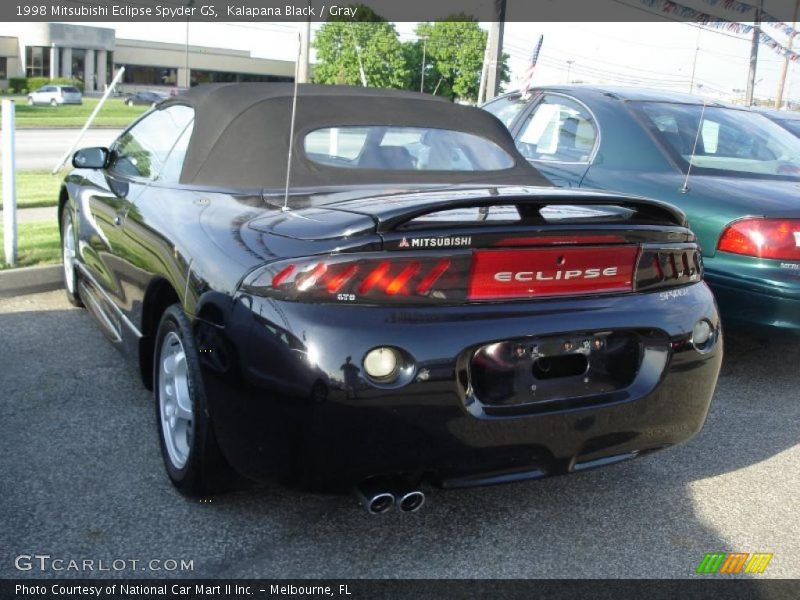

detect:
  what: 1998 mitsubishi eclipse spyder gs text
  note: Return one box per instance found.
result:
[59,84,722,512]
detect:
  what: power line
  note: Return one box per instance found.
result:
[505,42,694,82]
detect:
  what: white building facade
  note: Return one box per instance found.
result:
[0,23,294,92]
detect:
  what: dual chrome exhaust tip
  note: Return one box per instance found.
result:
[398,490,425,513]
[355,482,425,514]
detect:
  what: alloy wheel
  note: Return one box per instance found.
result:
[158,331,194,469]
[62,215,76,295]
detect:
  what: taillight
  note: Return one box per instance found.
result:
[718,218,800,260]
[242,253,471,304]
[240,244,691,305]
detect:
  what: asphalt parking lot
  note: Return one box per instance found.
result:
[1,290,798,579]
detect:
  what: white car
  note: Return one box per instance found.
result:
[27,85,83,106]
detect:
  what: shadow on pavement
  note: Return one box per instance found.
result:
[0,305,797,580]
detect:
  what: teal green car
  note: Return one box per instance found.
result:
[484,86,800,335]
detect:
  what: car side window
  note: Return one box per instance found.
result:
[483,94,529,128]
[516,95,598,163]
[157,119,194,184]
[109,105,194,180]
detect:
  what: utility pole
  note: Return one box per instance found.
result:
[477,36,491,104]
[745,0,763,106]
[775,0,800,108]
[566,60,574,84]
[420,37,427,93]
[485,0,507,100]
[298,12,311,83]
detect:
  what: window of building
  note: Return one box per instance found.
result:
[71,48,85,83]
[106,52,113,86]
[0,57,7,80]
[190,69,292,86]
[119,64,177,86]
[25,46,51,77]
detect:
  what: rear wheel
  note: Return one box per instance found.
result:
[154,304,230,496]
[125,98,133,107]
[49,98,57,106]
[60,208,83,307]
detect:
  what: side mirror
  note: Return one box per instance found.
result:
[72,147,109,169]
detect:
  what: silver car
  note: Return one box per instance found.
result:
[27,85,83,106]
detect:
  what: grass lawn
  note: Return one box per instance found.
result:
[2,96,148,128]
[0,170,61,209]
[0,221,61,270]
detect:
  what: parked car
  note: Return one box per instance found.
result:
[27,84,82,106]
[484,86,800,335]
[60,84,721,510]
[124,90,169,107]
[755,107,800,138]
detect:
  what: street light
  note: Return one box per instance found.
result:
[566,59,574,84]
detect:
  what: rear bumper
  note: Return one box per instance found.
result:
[193,283,722,492]
[705,254,800,336]
[708,280,800,336]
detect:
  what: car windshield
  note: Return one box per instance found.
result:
[303,126,516,171]
[633,101,800,179]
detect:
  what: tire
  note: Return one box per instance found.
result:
[27,96,34,105]
[50,98,57,106]
[60,207,83,307]
[125,99,133,107]
[154,304,231,496]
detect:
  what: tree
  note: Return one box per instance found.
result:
[409,19,510,103]
[312,5,409,89]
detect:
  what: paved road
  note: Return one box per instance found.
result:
[0,290,798,579]
[0,128,122,170]
[0,205,57,224]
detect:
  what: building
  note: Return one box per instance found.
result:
[0,23,294,92]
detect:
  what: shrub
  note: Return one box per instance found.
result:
[8,77,27,94]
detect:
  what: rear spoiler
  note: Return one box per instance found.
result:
[373,193,688,233]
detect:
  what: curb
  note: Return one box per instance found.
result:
[0,264,62,298]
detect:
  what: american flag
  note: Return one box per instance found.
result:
[520,35,544,96]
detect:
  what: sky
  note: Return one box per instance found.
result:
[79,20,800,105]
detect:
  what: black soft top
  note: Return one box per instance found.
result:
[161,83,549,189]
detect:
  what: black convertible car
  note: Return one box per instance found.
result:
[60,84,721,512]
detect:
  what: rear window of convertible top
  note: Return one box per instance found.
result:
[303,126,516,171]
